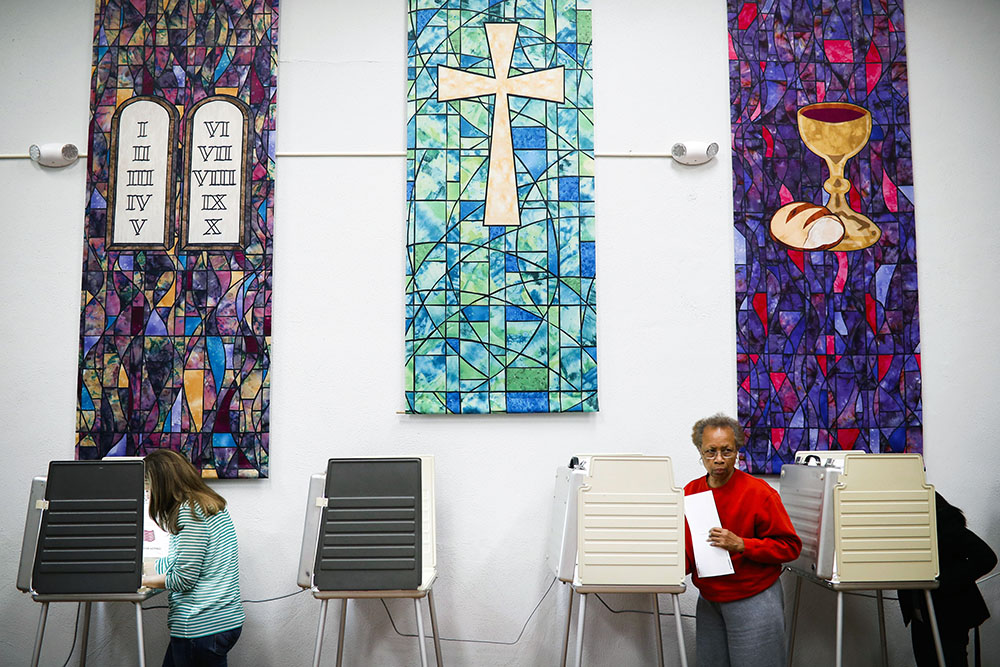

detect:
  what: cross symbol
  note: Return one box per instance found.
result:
[437,23,565,227]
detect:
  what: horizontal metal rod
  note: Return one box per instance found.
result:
[1,150,675,160]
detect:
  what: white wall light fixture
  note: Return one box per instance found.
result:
[28,143,80,168]
[670,141,719,166]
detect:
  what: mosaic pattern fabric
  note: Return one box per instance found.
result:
[729,0,921,472]
[76,0,278,478]
[406,0,598,414]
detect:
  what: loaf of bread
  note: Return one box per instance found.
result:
[769,202,845,251]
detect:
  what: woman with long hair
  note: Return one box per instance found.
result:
[142,449,245,666]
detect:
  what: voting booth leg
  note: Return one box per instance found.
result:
[414,598,429,667]
[134,601,146,667]
[335,599,348,667]
[876,590,888,667]
[835,591,844,667]
[30,601,49,667]
[671,594,688,667]
[923,590,946,667]
[574,593,587,667]
[312,599,329,667]
[787,576,802,666]
[651,594,665,667]
[427,589,444,667]
[79,602,92,667]
[560,585,574,667]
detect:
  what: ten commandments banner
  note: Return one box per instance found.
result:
[405,1,598,414]
[729,1,921,472]
[77,0,278,477]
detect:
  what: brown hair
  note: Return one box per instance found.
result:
[690,413,746,452]
[145,449,227,534]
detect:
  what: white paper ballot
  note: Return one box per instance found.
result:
[142,490,170,560]
[685,491,735,578]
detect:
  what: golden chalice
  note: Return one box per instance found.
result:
[797,102,881,251]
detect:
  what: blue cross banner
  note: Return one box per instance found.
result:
[405,1,598,414]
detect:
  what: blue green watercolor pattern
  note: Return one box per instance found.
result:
[405,0,597,413]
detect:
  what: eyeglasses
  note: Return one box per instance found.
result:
[701,449,737,460]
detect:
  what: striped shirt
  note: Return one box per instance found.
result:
[156,501,245,638]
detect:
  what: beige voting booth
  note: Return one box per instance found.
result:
[781,452,943,667]
[549,455,687,667]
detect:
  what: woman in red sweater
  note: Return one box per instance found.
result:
[684,413,802,667]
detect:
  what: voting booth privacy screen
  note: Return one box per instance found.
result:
[547,455,685,587]
[316,458,421,591]
[16,476,48,593]
[781,452,938,584]
[299,457,437,592]
[25,460,145,595]
[577,456,684,587]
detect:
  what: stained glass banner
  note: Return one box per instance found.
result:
[406,0,598,414]
[729,1,921,472]
[76,0,279,477]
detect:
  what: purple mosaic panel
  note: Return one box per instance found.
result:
[729,0,921,473]
[76,0,278,478]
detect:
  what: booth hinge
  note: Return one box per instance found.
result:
[35,499,49,510]
[315,497,328,508]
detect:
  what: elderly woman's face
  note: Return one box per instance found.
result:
[700,426,738,487]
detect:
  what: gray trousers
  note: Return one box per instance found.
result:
[695,578,787,667]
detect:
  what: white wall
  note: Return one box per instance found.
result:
[1,1,997,665]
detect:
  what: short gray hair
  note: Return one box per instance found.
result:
[691,413,745,451]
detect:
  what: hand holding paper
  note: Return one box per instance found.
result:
[707,527,745,553]
[685,491,735,578]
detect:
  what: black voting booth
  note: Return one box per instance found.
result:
[314,457,422,591]
[33,460,145,593]
[304,457,442,667]
[18,460,153,667]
